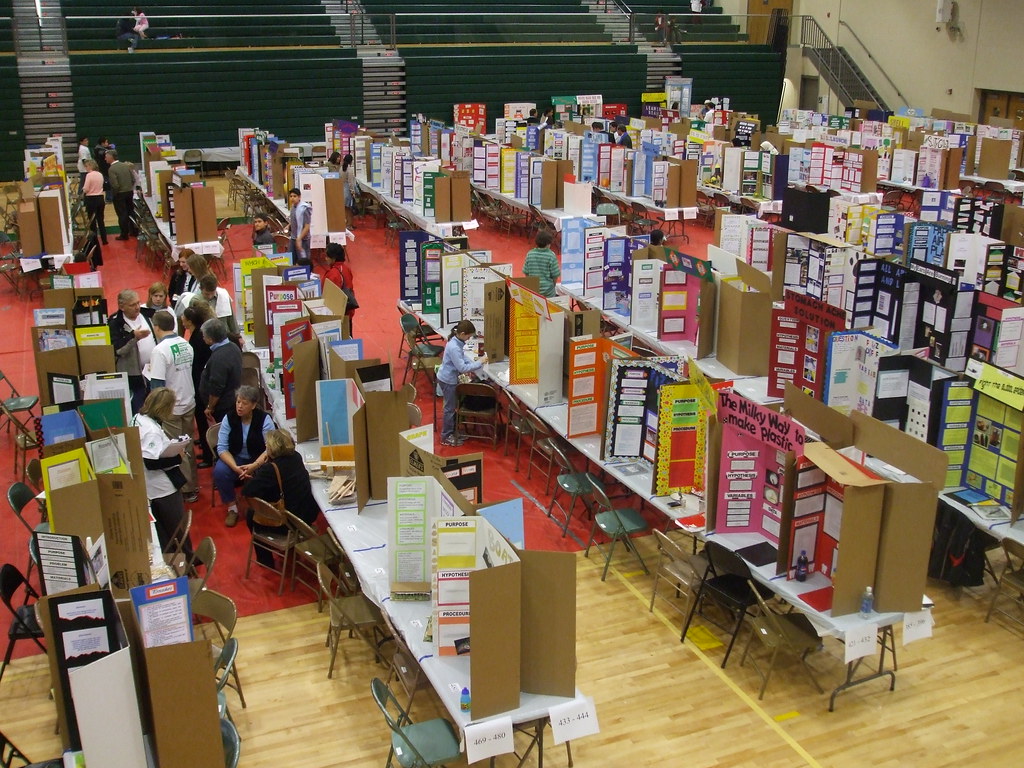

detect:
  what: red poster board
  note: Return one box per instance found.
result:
[280,318,312,419]
[454,103,487,134]
[768,291,847,400]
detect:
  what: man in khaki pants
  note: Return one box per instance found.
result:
[148,310,199,502]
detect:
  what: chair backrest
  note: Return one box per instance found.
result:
[250,497,288,527]
[705,540,752,580]
[240,351,262,370]
[191,588,238,641]
[220,717,241,768]
[206,424,222,459]
[547,440,576,475]
[316,560,340,601]
[0,563,38,614]
[371,677,409,731]
[187,536,217,590]
[1002,538,1024,576]
[214,637,239,693]
[584,473,613,512]
[523,409,552,439]
[25,458,42,492]
[745,577,786,638]
[7,482,36,530]
[165,507,193,556]
[456,381,498,402]
[406,402,422,428]
[399,313,420,335]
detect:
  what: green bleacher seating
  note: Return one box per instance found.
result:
[0,57,23,181]
[361,0,609,46]
[68,50,362,156]
[674,45,783,124]
[401,46,646,126]
[62,1,339,52]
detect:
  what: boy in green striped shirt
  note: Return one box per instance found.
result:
[523,230,560,297]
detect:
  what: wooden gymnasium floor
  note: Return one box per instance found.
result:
[2,178,1024,766]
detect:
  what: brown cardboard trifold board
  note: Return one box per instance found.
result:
[468,546,577,720]
[353,372,416,510]
[714,259,772,377]
[48,427,152,598]
[143,639,223,768]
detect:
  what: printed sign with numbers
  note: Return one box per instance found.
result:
[465,716,514,763]
[902,610,934,645]
[549,697,600,745]
[844,622,877,664]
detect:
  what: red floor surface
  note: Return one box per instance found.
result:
[1,202,716,664]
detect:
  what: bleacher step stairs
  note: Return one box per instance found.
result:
[646,50,681,92]
[580,0,633,44]
[361,53,406,136]
[321,0,382,47]
[14,0,77,167]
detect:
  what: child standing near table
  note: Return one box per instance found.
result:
[436,320,485,447]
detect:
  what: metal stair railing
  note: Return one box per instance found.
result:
[838,20,907,109]
[799,15,888,111]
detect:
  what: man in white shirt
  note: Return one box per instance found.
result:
[148,310,199,501]
[108,289,156,413]
[75,135,91,191]
[199,273,239,337]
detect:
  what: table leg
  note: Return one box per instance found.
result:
[828,626,897,711]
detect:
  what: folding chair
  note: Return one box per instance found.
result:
[0,563,46,685]
[371,677,461,768]
[583,475,650,581]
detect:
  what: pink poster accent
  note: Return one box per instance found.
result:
[715,392,806,542]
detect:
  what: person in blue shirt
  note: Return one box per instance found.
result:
[436,320,486,447]
[287,187,312,265]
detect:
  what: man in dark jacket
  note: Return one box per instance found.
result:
[108,289,155,414]
[199,318,242,424]
[107,150,137,239]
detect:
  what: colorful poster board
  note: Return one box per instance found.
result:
[714,391,805,543]
[654,383,705,496]
[566,337,635,438]
[768,291,847,399]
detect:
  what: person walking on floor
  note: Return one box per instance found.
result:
[81,158,108,246]
[436,320,485,447]
[148,310,199,503]
[522,230,561,298]
[107,150,137,239]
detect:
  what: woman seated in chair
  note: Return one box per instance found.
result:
[213,385,275,528]
[240,429,320,566]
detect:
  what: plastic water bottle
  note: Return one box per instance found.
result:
[859,586,874,618]
[460,687,471,712]
[795,550,809,582]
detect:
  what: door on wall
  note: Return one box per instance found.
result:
[747,0,793,45]
[981,91,1010,124]
[1008,94,1024,131]
[799,76,819,112]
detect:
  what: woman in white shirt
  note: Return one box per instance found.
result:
[132,387,193,556]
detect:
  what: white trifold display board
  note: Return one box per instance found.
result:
[631,258,665,333]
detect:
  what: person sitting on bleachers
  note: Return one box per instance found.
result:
[116,15,140,53]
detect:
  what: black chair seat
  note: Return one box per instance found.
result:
[10,605,41,639]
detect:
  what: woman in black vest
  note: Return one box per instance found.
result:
[212,385,274,527]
